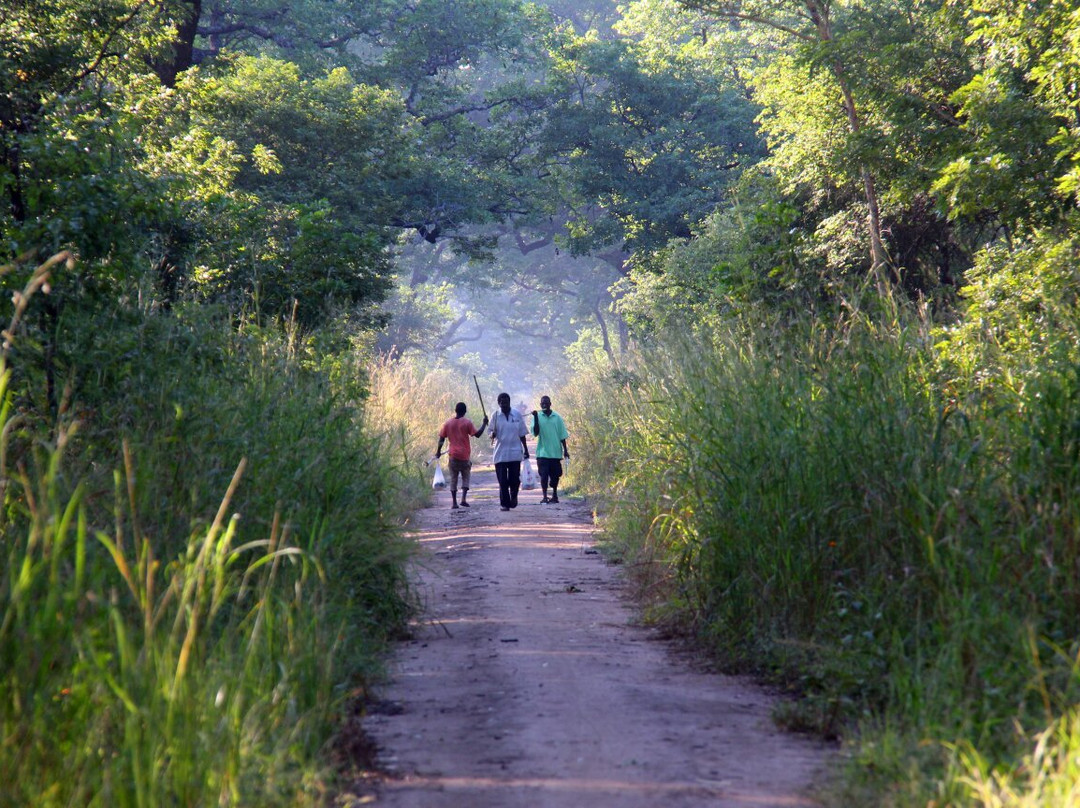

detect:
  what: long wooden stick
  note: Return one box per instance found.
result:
[473,375,487,419]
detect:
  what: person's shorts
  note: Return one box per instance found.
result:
[536,456,563,481]
[448,457,472,490]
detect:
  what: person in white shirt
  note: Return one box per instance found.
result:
[489,392,530,510]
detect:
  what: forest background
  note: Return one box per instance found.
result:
[4,0,1080,805]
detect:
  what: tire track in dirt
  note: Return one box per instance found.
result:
[349,468,833,807]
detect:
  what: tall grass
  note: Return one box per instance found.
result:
[1,433,328,805]
[365,355,456,468]
[569,307,1080,805]
[0,256,414,805]
[364,356,501,499]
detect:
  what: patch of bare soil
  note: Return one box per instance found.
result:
[345,467,833,807]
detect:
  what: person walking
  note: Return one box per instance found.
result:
[531,395,570,504]
[490,392,529,511]
[436,402,488,509]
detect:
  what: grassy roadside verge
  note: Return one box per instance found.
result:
[0,262,417,806]
[563,303,1080,806]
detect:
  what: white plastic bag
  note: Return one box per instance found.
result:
[432,463,446,489]
[520,458,537,490]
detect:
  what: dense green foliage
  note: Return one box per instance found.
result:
[558,2,1080,803]
[7,0,1080,803]
[0,258,416,805]
[566,280,1080,804]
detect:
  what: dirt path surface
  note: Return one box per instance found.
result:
[353,467,833,807]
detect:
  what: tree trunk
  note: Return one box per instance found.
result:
[837,76,892,295]
[2,139,25,223]
[593,297,615,364]
[805,0,893,293]
[151,0,202,87]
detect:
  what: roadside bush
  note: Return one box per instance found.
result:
[0,259,413,805]
[571,298,1080,806]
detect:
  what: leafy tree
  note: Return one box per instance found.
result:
[357,0,560,248]
[598,0,980,306]
[133,56,409,325]
[543,0,622,35]
[671,0,974,297]
[538,31,763,265]
[0,0,192,411]
[821,0,985,296]
[932,0,1079,238]
[927,0,1080,407]
[113,0,567,253]
[379,2,764,371]
[618,168,831,332]
[678,0,893,286]
[0,0,179,252]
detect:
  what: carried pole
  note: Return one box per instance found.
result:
[473,375,487,420]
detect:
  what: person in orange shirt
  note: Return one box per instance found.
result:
[436,402,489,509]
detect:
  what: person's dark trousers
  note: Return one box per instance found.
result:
[537,457,562,491]
[509,460,521,507]
[495,461,522,508]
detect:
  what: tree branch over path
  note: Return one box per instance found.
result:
[436,314,487,350]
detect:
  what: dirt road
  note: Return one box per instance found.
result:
[351,467,832,807]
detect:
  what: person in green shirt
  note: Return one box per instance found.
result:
[530,394,570,504]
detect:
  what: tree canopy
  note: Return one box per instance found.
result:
[3,0,1078,383]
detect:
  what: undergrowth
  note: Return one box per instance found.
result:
[0,255,414,806]
[568,291,1080,806]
